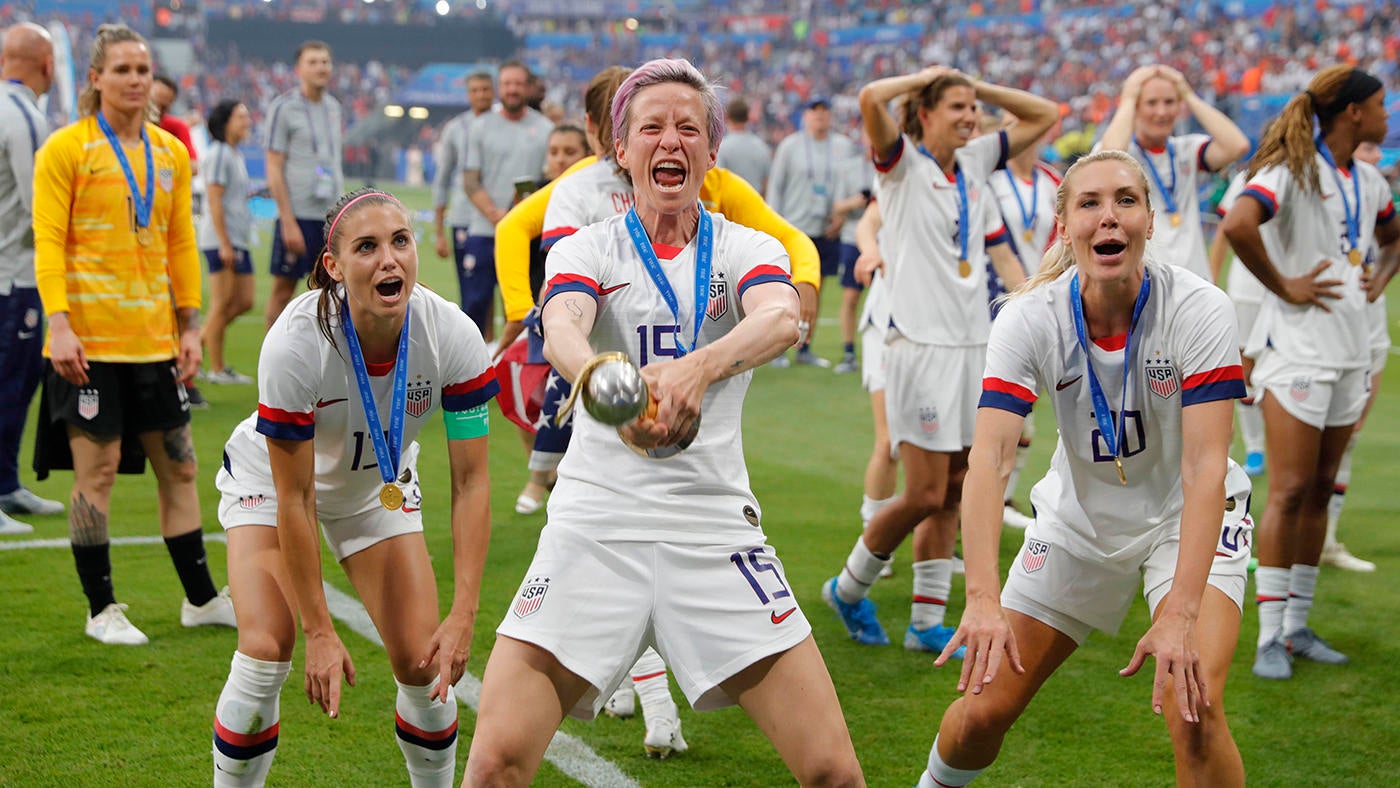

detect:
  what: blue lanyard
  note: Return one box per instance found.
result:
[1069,271,1151,483]
[96,112,153,229]
[1133,137,1178,217]
[8,92,39,152]
[919,144,969,264]
[1315,135,1361,256]
[624,206,713,357]
[341,299,411,485]
[804,134,832,193]
[1005,167,1038,235]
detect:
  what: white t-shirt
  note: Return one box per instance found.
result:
[541,158,633,249]
[875,132,1010,346]
[226,286,498,520]
[988,161,1061,277]
[981,262,1244,557]
[540,211,794,544]
[1127,134,1214,280]
[1241,154,1395,369]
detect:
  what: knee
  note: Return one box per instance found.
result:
[1167,700,1233,762]
[948,697,1020,748]
[464,750,532,788]
[237,630,295,664]
[906,484,947,517]
[164,459,199,486]
[793,754,864,788]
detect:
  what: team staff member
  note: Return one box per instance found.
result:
[923,151,1248,788]
[199,100,256,386]
[431,72,494,305]
[210,188,497,787]
[1099,65,1249,281]
[264,40,343,328]
[1221,66,1397,680]
[0,22,64,534]
[33,24,232,645]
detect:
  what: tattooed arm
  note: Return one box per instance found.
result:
[540,294,598,383]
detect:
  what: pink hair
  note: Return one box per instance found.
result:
[610,58,724,153]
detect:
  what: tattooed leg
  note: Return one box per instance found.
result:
[138,426,201,539]
[65,426,121,546]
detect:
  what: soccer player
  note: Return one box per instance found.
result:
[431,71,494,305]
[264,40,343,328]
[923,150,1249,788]
[822,66,1056,652]
[1099,65,1249,281]
[465,59,864,788]
[210,188,498,787]
[1222,66,1396,679]
[716,96,771,192]
[32,24,233,644]
[0,22,64,533]
[198,100,256,386]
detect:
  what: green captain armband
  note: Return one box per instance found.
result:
[444,404,490,440]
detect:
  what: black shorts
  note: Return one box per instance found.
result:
[270,217,327,280]
[46,360,190,438]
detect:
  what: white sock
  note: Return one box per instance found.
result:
[911,559,953,630]
[836,536,890,604]
[860,494,896,528]
[1283,564,1320,636]
[919,735,984,787]
[1237,398,1265,456]
[1326,434,1357,546]
[213,651,291,787]
[394,677,459,788]
[630,648,677,724]
[1254,566,1289,647]
[527,450,565,472]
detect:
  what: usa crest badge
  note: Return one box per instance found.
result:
[239,494,267,510]
[512,576,549,619]
[1022,539,1050,573]
[1145,360,1179,399]
[706,275,728,321]
[1290,378,1311,402]
[405,381,431,418]
[158,167,174,192]
[919,406,939,434]
[77,388,99,421]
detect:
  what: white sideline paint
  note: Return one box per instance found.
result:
[0,533,227,551]
[322,583,639,788]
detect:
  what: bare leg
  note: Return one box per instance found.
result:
[862,445,953,556]
[226,525,297,662]
[863,389,898,501]
[1163,588,1245,788]
[67,427,120,547]
[264,275,299,330]
[138,425,202,539]
[204,267,231,372]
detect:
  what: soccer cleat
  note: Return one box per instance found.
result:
[0,510,34,536]
[768,353,791,369]
[186,384,210,410]
[1002,503,1033,530]
[206,367,254,385]
[1252,637,1292,680]
[603,686,636,719]
[1286,627,1349,664]
[182,586,237,628]
[1243,451,1265,477]
[878,563,894,579]
[86,603,149,645]
[0,487,65,516]
[833,354,858,374]
[821,577,889,645]
[795,348,832,368]
[643,715,688,759]
[904,624,966,658]
[1321,542,1376,573]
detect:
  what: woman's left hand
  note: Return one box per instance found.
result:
[1119,608,1207,723]
[178,327,202,383]
[420,609,475,702]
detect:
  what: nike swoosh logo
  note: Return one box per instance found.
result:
[770,608,796,624]
[315,397,347,408]
[402,506,420,513]
[1055,375,1082,391]
[598,282,631,295]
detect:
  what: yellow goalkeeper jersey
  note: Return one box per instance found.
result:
[33,116,200,362]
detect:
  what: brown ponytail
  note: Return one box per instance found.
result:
[310,187,408,349]
[1246,65,1354,194]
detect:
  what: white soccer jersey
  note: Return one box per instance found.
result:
[1218,172,1267,305]
[1364,240,1390,352]
[1125,134,1214,280]
[223,286,498,520]
[875,132,1010,346]
[1241,155,1396,369]
[988,162,1060,277]
[981,262,1245,557]
[541,212,794,544]
[541,159,633,250]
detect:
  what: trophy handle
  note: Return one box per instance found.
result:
[555,351,632,427]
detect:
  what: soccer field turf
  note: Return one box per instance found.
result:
[3,183,1398,786]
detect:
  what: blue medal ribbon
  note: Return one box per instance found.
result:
[341,299,411,486]
[1069,271,1151,484]
[96,111,153,230]
[1005,167,1038,238]
[918,144,969,267]
[1315,134,1361,260]
[1133,137,1178,218]
[624,205,713,357]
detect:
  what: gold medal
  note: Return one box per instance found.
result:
[379,483,404,510]
[1168,213,1181,228]
[1114,457,1127,485]
[958,259,971,278]
[1023,228,1034,244]
[1348,248,1362,266]
[136,226,153,247]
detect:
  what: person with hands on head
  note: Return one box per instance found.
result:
[1099,64,1249,282]
[465,59,864,788]
[32,23,232,646]
[921,151,1250,788]
[208,187,498,787]
[1220,66,1397,680]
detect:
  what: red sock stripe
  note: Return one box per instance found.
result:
[394,713,458,742]
[1255,595,1287,603]
[213,718,280,748]
[631,670,666,682]
[1017,438,1032,448]
[912,595,947,606]
[925,771,958,788]
[1334,484,1348,495]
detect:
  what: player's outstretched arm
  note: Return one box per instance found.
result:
[268,436,356,719]
[939,407,1026,692]
[540,289,599,383]
[971,79,1059,159]
[1222,194,1342,310]
[853,199,884,285]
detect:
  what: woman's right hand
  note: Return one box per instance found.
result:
[1281,261,1344,311]
[48,319,90,385]
[935,594,1024,696]
[218,242,237,271]
[434,230,451,260]
[303,629,357,718]
[854,250,884,286]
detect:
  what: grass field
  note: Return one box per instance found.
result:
[3,182,1399,786]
